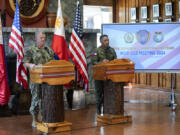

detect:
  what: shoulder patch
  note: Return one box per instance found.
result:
[91,52,97,56]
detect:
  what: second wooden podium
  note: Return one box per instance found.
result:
[30,60,75,133]
[93,59,135,124]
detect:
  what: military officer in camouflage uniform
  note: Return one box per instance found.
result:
[92,35,117,114]
[24,31,54,127]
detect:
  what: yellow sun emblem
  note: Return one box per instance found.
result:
[55,16,63,30]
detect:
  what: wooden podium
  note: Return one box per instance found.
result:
[30,60,74,133]
[93,59,135,124]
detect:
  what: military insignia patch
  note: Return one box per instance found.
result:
[136,30,150,45]
[153,32,164,43]
[92,52,97,56]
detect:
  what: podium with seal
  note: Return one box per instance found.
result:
[30,60,74,133]
[93,59,135,124]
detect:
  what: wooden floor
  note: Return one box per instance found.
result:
[0,87,180,135]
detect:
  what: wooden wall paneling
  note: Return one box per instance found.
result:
[158,73,171,90]
[135,73,138,84]
[174,73,177,89]
[166,73,172,89]
[172,0,177,21]
[161,73,165,89]
[159,0,165,21]
[151,73,159,88]
[176,0,180,22]
[147,73,151,86]
[135,0,139,7]
[138,73,141,84]
[134,73,137,83]
[139,0,147,6]
[138,0,142,22]
[158,73,163,88]
[113,0,119,23]
[158,0,164,21]
[140,73,147,86]
[125,0,129,22]
[135,73,139,84]
[119,0,126,23]
[147,0,151,22]
[175,73,180,92]
[175,0,179,21]
[160,73,164,88]
[162,73,166,88]
[135,0,139,22]
[149,0,153,22]
[128,0,131,23]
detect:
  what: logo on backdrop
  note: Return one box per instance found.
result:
[153,32,164,43]
[136,30,150,45]
[124,32,134,43]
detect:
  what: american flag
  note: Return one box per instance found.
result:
[8,1,28,89]
[69,1,88,91]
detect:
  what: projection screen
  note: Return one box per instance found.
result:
[102,23,180,72]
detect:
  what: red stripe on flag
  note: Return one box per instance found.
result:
[69,51,88,83]
[8,1,29,90]
[69,44,88,79]
[69,41,87,67]
[10,29,24,48]
[19,62,28,89]
[52,34,69,61]
[9,30,24,59]
[0,44,10,105]
[71,32,86,57]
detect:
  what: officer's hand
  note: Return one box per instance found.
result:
[29,64,36,70]
[36,64,42,69]
[102,59,109,63]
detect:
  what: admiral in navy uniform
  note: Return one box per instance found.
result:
[23,31,54,127]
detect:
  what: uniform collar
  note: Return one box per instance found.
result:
[100,45,110,50]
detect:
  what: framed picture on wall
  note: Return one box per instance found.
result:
[141,6,147,19]
[164,18,172,22]
[153,19,159,23]
[141,20,147,23]
[165,2,172,16]
[152,4,159,18]
[130,20,136,23]
[130,8,136,20]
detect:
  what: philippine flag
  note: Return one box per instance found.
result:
[0,16,10,105]
[51,0,69,61]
